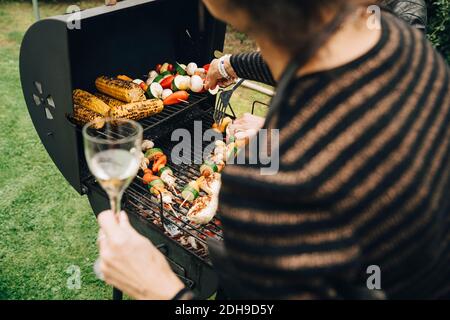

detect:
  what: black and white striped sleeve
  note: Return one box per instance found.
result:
[230,52,276,86]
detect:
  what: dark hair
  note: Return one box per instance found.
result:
[226,0,367,56]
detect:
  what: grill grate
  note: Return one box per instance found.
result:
[77,93,224,264]
[127,106,224,263]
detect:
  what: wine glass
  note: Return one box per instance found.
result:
[82,118,143,299]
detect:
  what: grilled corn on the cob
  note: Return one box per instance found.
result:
[72,104,105,129]
[109,99,164,121]
[95,93,124,108]
[73,89,110,116]
[95,76,146,103]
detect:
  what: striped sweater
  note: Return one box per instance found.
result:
[219,12,450,299]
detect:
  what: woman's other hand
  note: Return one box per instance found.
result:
[205,56,238,90]
[97,210,185,300]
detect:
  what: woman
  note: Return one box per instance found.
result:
[97,0,450,299]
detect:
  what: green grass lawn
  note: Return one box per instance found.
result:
[0,2,270,300]
[0,1,111,300]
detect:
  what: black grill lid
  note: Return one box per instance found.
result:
[20,0,225,194]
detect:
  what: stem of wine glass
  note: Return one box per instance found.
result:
[109,191,123,216]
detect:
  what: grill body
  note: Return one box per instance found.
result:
[20,0,227,299]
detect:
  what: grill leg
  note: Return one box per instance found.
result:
[113,287,123,300]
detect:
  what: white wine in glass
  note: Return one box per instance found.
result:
[82,118,143,299]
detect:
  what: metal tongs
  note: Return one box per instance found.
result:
[156,190,181,237]
[213,78,244,125]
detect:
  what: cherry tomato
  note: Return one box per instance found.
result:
[139,82,148,91]
[156,64,162,74]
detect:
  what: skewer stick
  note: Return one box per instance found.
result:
[180,198,188,208]
[178,99,190,104]
[168,204,179,218]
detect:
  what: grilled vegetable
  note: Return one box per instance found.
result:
[140,157,150,172]
[94,93,124,108]
[182,185,200,202]
[172,75,190,92]
[152,71,172,85]
[145,148,164,161]
[73,89,110,116]
[163,91,190,106]
[133,79,148,91]
[160,75,175,90]
[117,75,133,81]
[142,169,156,185]
[159,63,170,74]
[142,140,155,151]
[162,89,173,100]
[186,62,197,76]
[152,155,167,173]
[159,166,173,176]
[147,70,159,85]
[190,75,204,93]
[95,76,146,103]
[175,62,187,76]
[159,166,177,189]
[72,104,105,129]
[226,142,239,160]
[194,68,207,79]
[109,99,164,121]
[147,82,163,99]
[200,162,218,177]
[158,63,174,74]
[220,117,233,132]
[140,82,149,91]
[148,179,166,195]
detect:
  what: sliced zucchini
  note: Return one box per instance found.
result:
[159,166,173,176]
[200,163,218,177]
[152,71,172,84]
[146,82,163,99]
[145,148,164,161]
[175,62,187,76]
[172,75,189,92]
[182,185,200,202]
[149,179,165,195]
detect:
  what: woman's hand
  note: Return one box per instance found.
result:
[227,113,266,141]
[97,210,185,300]
[205,56,238,90]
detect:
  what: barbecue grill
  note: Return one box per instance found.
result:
[19,0,230,299]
